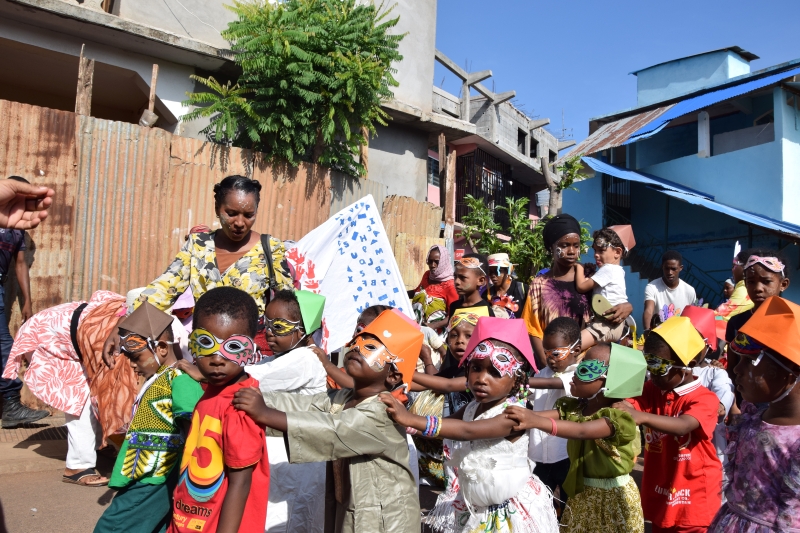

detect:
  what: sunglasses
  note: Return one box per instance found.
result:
[544,338,580,361]
[644,353,678,377]
[265,317,302,337]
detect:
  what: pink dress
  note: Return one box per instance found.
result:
[2,290,121,416]
[708,402,800,532]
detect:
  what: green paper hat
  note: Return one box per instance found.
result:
[605,344,647,398]
[295,290,325,333]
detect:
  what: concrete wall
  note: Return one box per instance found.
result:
[368,123,429,201]
[561,174,603,261]
[1,15,195,132]
[376,0,436,112]
[113,0,235,49]
[636,50,751,106]
[58,0,105,12]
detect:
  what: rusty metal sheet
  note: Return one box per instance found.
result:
[381,195,443,251]
[394,233,445,290]
[0,100,78,334]
[560,105,674,161]
[330,173,388,217]
[70,115,174,300]
[251,159,332,241]
[167,136,253,253]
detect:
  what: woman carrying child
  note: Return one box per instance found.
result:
[708,296,800,532]
[507,342,646,533]
[521,214,632,368]
[383,317,560,533]
[411,245,459,332]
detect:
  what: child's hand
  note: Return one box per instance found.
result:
[611,400,644,424]
[504,405,539,431]
[378,392,414,427]
[175,359,205,382]
[232,387,269,422]
[310,345,328,365]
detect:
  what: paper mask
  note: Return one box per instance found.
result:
[189,328,258,366]
[346,335,398,372]
[575,359,608,382]
[465,339,522,378]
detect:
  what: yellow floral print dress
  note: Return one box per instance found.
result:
[137,232,294,316]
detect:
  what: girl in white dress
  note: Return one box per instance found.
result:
[381,317,559,533]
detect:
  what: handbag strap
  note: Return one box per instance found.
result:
[70,303,90,361]
[260,233,278,306]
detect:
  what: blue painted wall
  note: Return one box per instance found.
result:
[635,51,751,107]
[562,174,603,263]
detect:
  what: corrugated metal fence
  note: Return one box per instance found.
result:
[0,100,388,331]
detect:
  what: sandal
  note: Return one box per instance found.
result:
[62,468,109,487]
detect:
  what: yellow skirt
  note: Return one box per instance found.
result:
[560,475,644,533]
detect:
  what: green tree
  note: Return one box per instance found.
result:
[459,195,593,282]
[182,0,404,176]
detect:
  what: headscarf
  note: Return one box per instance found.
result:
[542,214,581,250]
[427,244,454,283]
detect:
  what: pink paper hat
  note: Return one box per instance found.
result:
[459,317,537,372]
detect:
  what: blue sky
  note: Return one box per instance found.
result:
[434,0,800,144]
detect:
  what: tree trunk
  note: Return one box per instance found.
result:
[540,156,561,216]
[312,129,325,164]
[359,126,369,177]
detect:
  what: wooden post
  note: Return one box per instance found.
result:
[148,64,159,113]
[444,151,457,239]
[438,133,446,208]
[75,44,95,117]
[541,156,561,216]
[359,125,369,178]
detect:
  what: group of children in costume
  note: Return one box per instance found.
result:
[89,222,800,533]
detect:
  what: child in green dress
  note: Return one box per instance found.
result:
[505,342,646,533]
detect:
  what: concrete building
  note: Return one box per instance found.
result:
[562,47,800,319]
[0,0,565,215]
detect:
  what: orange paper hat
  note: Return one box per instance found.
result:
[680,305,718,351]
[740,296,800,366]
[608,225,636,252]
[356,309,423,391]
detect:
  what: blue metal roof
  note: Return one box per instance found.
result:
[582,157,714,199]
[626,66,800,143]
[585,158,800,239]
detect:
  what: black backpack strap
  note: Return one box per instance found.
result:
[260,234,278,305]
[70,302,90,360]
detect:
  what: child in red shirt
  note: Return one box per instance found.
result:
[614,316,722,533]
[169,287,269,533]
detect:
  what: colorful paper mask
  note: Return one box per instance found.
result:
[744,255,785,275]
[189,328,258,366]
[740,296,800,366]
[651,316,706,365]
[460,317,538,372]
[346,335,396,372]
[348,309,423,391]
[465,339,523,378]
[544,338,580,361]
[457,256,487,274]
[449,306,489,330]
[120,332,150,355]
[729,332,763,357]
[266,317,302,337]
[605,344,647,397]
[575,359,608,382]
[644,352,674,377]
[487,253,514,273]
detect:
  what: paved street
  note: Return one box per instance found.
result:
[0,416,113,533]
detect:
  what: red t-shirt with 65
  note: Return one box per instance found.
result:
[169,375,269,533]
